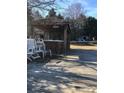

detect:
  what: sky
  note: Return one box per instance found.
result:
[55,0,97,18]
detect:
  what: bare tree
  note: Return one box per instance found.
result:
[28,0,56,37]
[27,0,67,38]
[28,0,56,11]
[27,0,67,15]
[64,3,86,20]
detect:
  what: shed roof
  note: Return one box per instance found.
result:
[32,19,71,32]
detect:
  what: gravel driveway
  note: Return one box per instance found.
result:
[27,44,97,93]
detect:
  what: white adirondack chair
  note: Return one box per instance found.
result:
[27,38,52,62]
[27,39,40,61]
[35,39,45,58]
[35,38,52,59]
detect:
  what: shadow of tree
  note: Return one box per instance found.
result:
[27,46,97,93]
[68,49,97,62]
[65,48,97,71]
[27,63,96,93]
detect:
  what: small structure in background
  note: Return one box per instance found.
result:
[29,19,71,55]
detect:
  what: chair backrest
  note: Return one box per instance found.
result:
[35,39,46,52]
[27,39,36,54]
[27,38,47,54]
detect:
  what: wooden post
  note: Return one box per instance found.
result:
[64,26,67,54]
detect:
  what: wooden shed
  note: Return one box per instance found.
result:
[31,19,71,54]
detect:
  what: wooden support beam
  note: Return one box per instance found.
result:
[64,26,68,54]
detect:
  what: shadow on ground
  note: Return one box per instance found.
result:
[27,45,97,93]
[28,63,96,93]
[64,48,97,71]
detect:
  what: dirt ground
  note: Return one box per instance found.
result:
[27,44,97,93]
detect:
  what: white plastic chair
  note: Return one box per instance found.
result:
[35,39,52,59]
[27,39,40,61]
[27,39,36,54]
[35,39,45,58]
